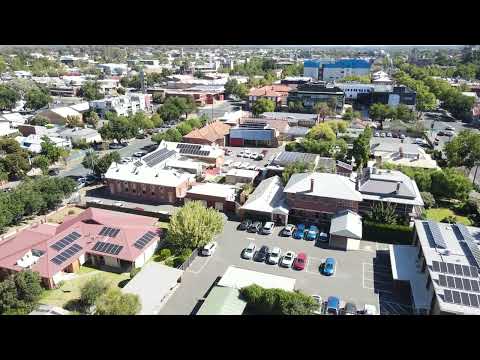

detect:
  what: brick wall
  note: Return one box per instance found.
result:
[107,179,188,204]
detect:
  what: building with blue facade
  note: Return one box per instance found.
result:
[322,59,371,81]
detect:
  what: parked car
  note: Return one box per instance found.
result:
[240,162,250,169]
[280,251,296,268]
[223,159,233,167]
[322,257,336,276]
[293,224,306,239]
[374,132,380,137]
[254,245,270,262]
[247,221,262,233]
[109,142,126,149]
[114,201,124,207]
[261,221,275,235]
[357,304,377,315]
[136,133,147,139]
[238,219,252,231]
[306,225,319,241]
[380,132,385,137]
[85,175,97,185]
[225,149,233,156]
[282,224,296,237]
[386,132,392,137]
[437,130,445,136]
[133,151,147,158]
[242,242,256,260]
[326,296,340,315]
[231,161,242,168]
[237,152,244,158]
[312,295,323,315]
[292,252,307,271]
[249,152,258,159]
[392,133,399,138]
[267,247,281,265]
[76,181,85,190]
[48,168,60,176]
[317,231,329,243]
[256,153,265,160]
[202,242,217,256]
[247,164,256,170]
[444,130,455,137]
[400,134,406,139]
[343,302,357,315]
[445,125,455,131]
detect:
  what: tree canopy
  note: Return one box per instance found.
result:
[0,270,43,315]
[444,130,480,170]
[251,98,276,116]
[95,288,141,315]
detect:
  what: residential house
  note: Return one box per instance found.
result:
[0,112,27,128]
[247,85,290,110]
[37,107,83,125]
[239,117,290,136]
[182,121,230,146]
[0,208,163,289]
[370,141,438,169]
[0,119,17,137]
[15,134,72,154]
[56,127,102,145]
[225,168,259,185]
[185,182,237,213]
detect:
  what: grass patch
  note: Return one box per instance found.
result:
[156,221,169,229]
[425,208,472,226]
[47,206,85,224]
[40,266,130,309]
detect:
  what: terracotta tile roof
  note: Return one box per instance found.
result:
[248,85,291,97]
[0,208,161,279]
[183,121,231,143]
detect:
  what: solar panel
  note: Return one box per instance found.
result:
[133,231,157,250]
[444,289,453,303]
[446,276,455,288]
[470,293,479,307]
[462,265,472,277]
[440,262,448,273]
[454,277,463,290]
[134,161,143,167]
[432,260,441,272]
[50,243,83,266]
[427,221,447,249]
[463,278,472,292]
[92,241,123,256]
[454,264,463,276]
[438,274,447,287]
[461,292,471,306]
[50,231,81,251]
[452,290,462,304]
[456,224,480,268]
[472,267,479,278]
[99,227,120,238]
[447,262,456,275]
[472,280,480,292]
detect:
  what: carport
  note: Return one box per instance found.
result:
[329,210,362,251]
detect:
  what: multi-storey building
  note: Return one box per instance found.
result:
[287,82,345,113]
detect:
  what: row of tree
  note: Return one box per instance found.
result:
[151,115,208,144]
[157,96,197,122]
[369,103,416,128]
[0,82,51,111]
[0,176,77,233]
[0,270,43,315]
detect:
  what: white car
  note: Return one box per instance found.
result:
[267,247,281,265]
[250,152,259,159]
[380,132,386,137]
[374,132,380,137]
[242,242,256,260]
[91,199,103,204]
[400,134,406,139]
[114,201,124,207]
[312,295,324,315]
[231,161,242,168]
[280,251,296,268]
[223,160,233,167]
[386,132,392,137]
[133,151,146,158]
[261,221,275,235]
[237,152,244,158]
[318,232,329,243]
[444,130,455,137]
[240,162,250,169]
[445,125,455,131]
[282,224,296,237]
[247,164,256,170]
[202,242,217,256]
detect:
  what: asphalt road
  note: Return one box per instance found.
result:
[58,137,156,178]
[197,100,238,121]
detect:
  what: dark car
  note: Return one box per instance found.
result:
[238,219,252,231]
[254,245,270,262]
[392,133,399,138]
[247,221,262,233]
[136,133,147,139]
[437,130,445,136]
[48,168,60,176]
[343,302,357,315]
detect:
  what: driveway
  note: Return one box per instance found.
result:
[159,220,386,315]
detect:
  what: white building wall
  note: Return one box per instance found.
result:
[104,256,120,268]
[346,238,361,251]
[79,253,86,265]
[134,240,159,268]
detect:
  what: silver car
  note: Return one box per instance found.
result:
[267,247,281,265]
[242,242,256,260]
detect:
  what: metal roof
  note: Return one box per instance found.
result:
[196,286,247,315]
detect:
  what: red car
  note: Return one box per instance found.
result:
[293,252,307,271]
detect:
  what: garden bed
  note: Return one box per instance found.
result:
[425,208,472,225]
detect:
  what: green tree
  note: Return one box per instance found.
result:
[288,100,304,113]
[369,103,390,129]
[79,81,103,101]
[65,115,83,128]
[395,104,415,122]
[251,98,276,116]
[307,123,336,141]
[444,130,480,173]
[31,155,50,175]
[0,270,43,315]
[431,168,473,201]
[163,128,182,142]
[0,153,31,180]
[352,127,373,169]
[282,161,315,185]
[367,202,398,224]
[313,102,331,123]
[83,110,100,128]
[82,151,120,177]
[80,276,109,308]
[152,93,163,104]
[150,113,163,128]
[99,116,134,144]
[29,115,50,126]
[0,85,20,111]
[95,288,141,315]
[167,200,224,250]
[158,97,184,122]
[25,88,51,110]
[40,136,68,164]
[421,191,436,209]
[176,122,193,136]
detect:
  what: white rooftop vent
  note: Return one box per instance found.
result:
[438,249,450,256]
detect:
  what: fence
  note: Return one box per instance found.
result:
[177,248,200,271]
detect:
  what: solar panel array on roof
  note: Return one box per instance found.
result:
[177,143,210,157]
[431,260,478,278]
[133,231,157,250]
[443,289,480,308]
[99,227,120,238]
[50,231,81,251]
[272,151,318,166]
[92,241,123,256]
[50,244,83,266]
[142,148,176,167]
[455,224,480,268]
[134,160,143,167]
[426,221,447,249]
[240,122,267,129]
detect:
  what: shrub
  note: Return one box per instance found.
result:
[158,248,171,261]
[68,209,76,215]
[363,220,413,245]
[173,255,189,268]
[164,258,175,267]
[442,215,458,224]
[80,276,109,307]
[420,192,436,209]
[130,267,141,279]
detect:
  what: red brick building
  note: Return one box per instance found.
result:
[182,121,231,146]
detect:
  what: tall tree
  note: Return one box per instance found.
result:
[0,85,21,111]
[25,88,51,110]
[313,102,331,123]
[444,130,480,174]
[95,288,141,315]
[251,98,276,116]
[40,136,69,163]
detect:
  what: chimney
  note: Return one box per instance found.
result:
[310,177,315,192]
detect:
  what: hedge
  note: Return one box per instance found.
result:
[363,220,413,245]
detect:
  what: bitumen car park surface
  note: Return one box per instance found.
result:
[159,220,414,315]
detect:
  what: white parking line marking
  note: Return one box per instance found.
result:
[186,255,213,275]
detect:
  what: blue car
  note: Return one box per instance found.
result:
[306,225,319,241]
[326,296,340,315]
[323,257,336,276]
[293,224,306,239]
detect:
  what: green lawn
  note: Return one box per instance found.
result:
[425,208,472,226]
[40,266,130,309]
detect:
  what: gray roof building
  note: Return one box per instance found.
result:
[241,175,288,215]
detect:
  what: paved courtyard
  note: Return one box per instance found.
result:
[159,220,414,315]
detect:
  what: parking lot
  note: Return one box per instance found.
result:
[159,220,417,315]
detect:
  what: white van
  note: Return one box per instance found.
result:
[202,242,217,256]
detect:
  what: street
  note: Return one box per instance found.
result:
[197,100,238,121]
